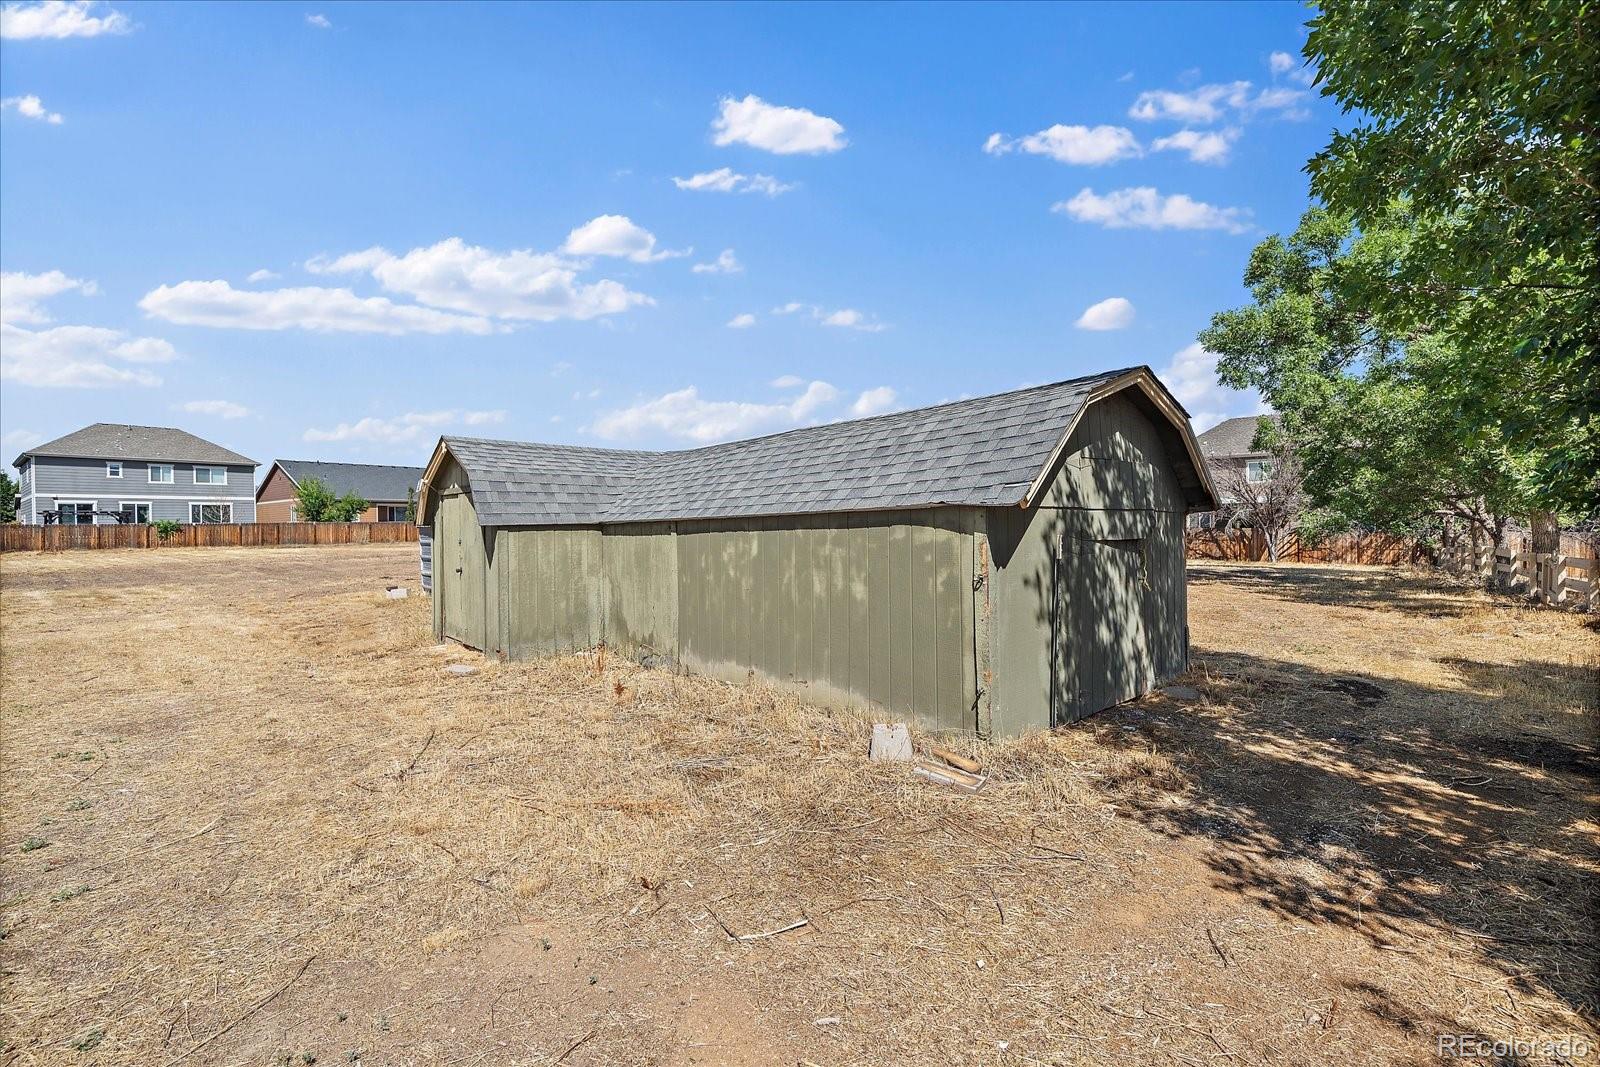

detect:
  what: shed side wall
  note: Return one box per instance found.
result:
[497,527,606,658]
[987,391,1190,735]
[672,510,976,733]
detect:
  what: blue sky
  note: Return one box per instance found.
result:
[1,0,1332,474]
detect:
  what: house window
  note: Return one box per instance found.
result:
[149,464,174,484]
[193,466,227,485]
[106,461,123,478]
[58,502,96,525]
[122,502,151,524]
[378,505,407,523]
[189,503,233,524]
[1246,459,1273,484]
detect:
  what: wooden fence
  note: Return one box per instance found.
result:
[1,522,419,553]
[1442,533,1598,611]
[1186,528,1421,565]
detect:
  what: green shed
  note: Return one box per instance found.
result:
[418,366,1217,737]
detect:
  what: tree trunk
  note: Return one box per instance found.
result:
[1530,510,1559,554]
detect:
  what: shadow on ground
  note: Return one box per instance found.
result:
[1086,640,1600,1043]
[1188,563,1500,619]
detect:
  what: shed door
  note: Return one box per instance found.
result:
[1058,535,1154,723]
[439,492,488,650]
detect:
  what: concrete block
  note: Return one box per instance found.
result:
[869,722,912,762]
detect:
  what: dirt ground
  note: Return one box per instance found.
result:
[0,546,1595,1066]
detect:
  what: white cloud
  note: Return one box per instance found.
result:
[711,94,846,155]
[1074,296,1135,331]
[304,408,506,444]
[2,428,44,451]
[774,302,886,332]
[1156,341,1267,432]
[769,374,803,387]
[305,247,391,274]
[692,249,742,275]
[0,269,94,324]
[983,124,1141,165]
[850,386,898,417]
[139,280,497,335]
[1268,51,1316,85]
[562,215,686,263]
[727,313,756,329]
[1053,187,1251,234]
[305,12,329,28]
[1,94,63,124]
[1129,80,1306,123]
[1,269,171,388]
[821,308,883,331]
[303,237,651,322]
[591,379,840,443]
[178,399,249,419]
[1,323,172,387]
[246,268,280,283]
[1151,127,1239,164]
[673,167,795,196]
[1,0,129,39]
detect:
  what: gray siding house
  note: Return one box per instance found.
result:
[420,366,1218,737]
[12,424,258,525]
[1190,414,1282,529]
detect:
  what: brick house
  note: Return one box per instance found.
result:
[255,460,424,523]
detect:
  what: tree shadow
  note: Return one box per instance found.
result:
[1187,563,1490,619]
[1077,644,1600,1034]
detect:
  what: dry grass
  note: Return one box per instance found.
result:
[0,547,1595,1066]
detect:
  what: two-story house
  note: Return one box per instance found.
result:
[12,424,259,525]
[255,460,424,523]
[1188,414,1281,530]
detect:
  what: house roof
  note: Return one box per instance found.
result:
[1196,414,1279,459]
[424,366,1218,527]
[264,460,426,503]
[12,423,256,469]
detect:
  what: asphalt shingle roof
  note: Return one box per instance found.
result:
[12,423,256,468]
[1196,415,1279,459]
[437,367,1207,526]
[274,460,426,502]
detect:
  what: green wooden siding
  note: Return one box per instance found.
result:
[986,390,1190,734]
[604,522,678,663]
[669,511,976,732]
[496,526,605,658]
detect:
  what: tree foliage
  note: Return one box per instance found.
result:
[0,471,17,523]
[294,477,370,523]
[1303,0,1599,515]
[1201,207,1529,540]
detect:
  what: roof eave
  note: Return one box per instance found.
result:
[1016,367,1220,513]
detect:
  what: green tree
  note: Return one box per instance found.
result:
[404,485,417,524]
[325,493,371,523]
[1200,207,1530,543]
[295,477,369,523]
[1303,0,1599,516]
[0,471,17,523]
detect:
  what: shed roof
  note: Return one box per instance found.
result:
[1196,414,1279,459]
[12,423,256,468]
[424,366,1217,526]
[265,460,426,502]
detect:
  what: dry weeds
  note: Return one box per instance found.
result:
[0,547,1594,1066]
